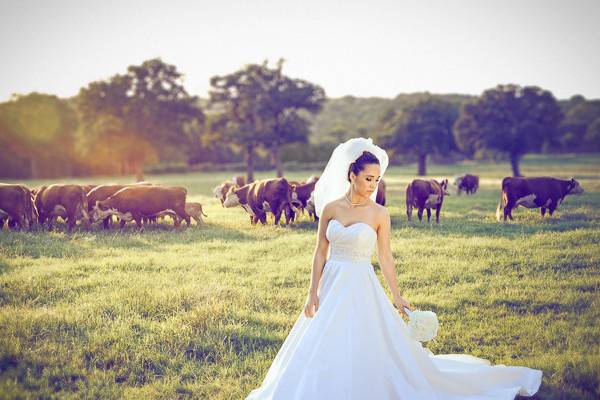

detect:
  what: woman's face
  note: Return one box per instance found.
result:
[350,163,381,197]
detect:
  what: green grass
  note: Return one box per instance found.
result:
[1,153,599,399]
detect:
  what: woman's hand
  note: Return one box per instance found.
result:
[394,295,413,318]
[304,291,320,318]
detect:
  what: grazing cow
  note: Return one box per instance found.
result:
[291,178,319,221]
[306,191,318,222]
[185,202,208,225]
[306,175,319,184]
[81,184,97,194]
[496,177,584,221]
[213,180,239,207]
[223,178,299,225]
[406,179,450,223]
[0,184,36,230]
[34,184,89,232]
[87,183,156,228]
[93,185,190,229]
[232,175,246,187]
[376,178,386,206]
[454,174,479,195]
[283,175,320,222]
[86,185,129,228]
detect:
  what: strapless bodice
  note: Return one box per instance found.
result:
[325,219,377,263]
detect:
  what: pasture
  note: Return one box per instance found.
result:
[0,153,599,399]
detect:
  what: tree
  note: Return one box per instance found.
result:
[258,59,326,177]
[380,96,458,175]
[584,118,600,151]
[0,93,78,178]
[453,84,563,176]
[208,64,273,183]
[209,60,325,181]
[77,58,203,178]
[557,99,600,151]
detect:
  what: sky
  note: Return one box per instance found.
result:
[0,0,599,102]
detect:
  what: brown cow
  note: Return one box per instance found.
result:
[306,191,318,222]
[283,180,302,223]
[86,185,129,228]
[289,179,319,222]
[161,202,208,226]
[0,184,36,230]
[81,184,97,194]
[285,175,320,222]
[406,179,450,223]
[34,184,89,232]
[454,174,479,195]
[232,175,246,187]
[496,176,584,221]
[376,178,386,206]
[213,180,239,207]
[93,186,190,229]
[306,175,319,184]
[223,178,299,225]
[185,202,208,225]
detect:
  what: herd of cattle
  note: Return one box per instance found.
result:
[0,172,585,232]
[0,182,207,232]
[213,173,584,225]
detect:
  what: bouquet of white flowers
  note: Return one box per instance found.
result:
[403,307,439,342]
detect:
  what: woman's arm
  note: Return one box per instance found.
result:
[376,208,413,314]
[304,204,332,317]
[308,205,331,294]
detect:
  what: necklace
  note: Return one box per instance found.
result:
[345,191,368,207]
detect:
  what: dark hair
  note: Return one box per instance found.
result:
[347,151,380,182]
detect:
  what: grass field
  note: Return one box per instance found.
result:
[1,153,599,399]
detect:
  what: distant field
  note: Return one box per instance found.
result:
[1,153,599,399]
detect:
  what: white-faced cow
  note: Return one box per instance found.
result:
[81,184,97,195]
[306,175,319,184]
[0,184,36,230]
[232,175,246,187]
[34,184,89,232]
[213,180,239,207]
[453,174,479,195]
[306,191,318,222]
[93,186,190,229]
[496,176,584,221]
[86,184,129,228]
[223,178,299,225]
[406,179,450,223]
[289,178,319,222]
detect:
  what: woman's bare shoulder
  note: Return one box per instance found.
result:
[322,199,343,218]
[372,203,390,227]
[374,202,389,216]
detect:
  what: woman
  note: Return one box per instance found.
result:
[246,138,542,399]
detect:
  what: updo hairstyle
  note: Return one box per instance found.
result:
[347,151,380,182]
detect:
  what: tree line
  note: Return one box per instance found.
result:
[0,57,598,180]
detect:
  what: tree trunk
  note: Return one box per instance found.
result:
[417,153,427,176]
[510,153,522,177]
[246,144,255,183]
[273,143,283,178]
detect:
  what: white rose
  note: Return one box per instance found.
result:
[404,308,439,342]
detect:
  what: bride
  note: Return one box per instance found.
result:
[246,138,543,399]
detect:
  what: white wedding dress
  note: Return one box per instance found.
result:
[246,219,543,399]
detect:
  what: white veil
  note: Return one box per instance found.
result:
[314,137,389,218]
